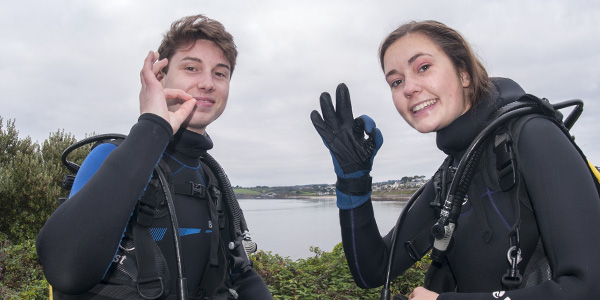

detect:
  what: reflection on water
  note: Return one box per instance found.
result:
[238,198,405,260]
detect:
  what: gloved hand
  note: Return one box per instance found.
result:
[310,83,383,209]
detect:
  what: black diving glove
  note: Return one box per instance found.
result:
[310,83,383,209]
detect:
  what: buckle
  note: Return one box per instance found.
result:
[136,276,165,299]
[404,241,420,262]
[189,182,206,198]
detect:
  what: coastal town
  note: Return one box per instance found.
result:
[233,175,428,200]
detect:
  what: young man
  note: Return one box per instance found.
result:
[37,14,273,299]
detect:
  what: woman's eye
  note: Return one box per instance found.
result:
[391,79,403,88]
[185,66,197,71]
[418,64,430,72]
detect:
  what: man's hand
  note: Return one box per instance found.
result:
[139,51,196,134]
[310,83,383,209]
[409,287,439,300]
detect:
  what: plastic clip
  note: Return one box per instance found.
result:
[502,236,523,288]
[190,182,205,197]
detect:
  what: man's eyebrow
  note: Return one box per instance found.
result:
[216,63,231,71]
[181,57,231,71]
[182,57,202,64]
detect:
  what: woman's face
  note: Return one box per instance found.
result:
[383,33,471,133]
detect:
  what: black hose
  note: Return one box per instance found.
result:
[202,153,249,235]
[380,184,427,300]
[61,133,127,173]
[156,164,188,300]
[430,105,539,262]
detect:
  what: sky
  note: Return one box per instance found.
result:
[1,0,599,187]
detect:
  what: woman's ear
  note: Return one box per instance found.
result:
[460,71,471,88]
[157,71,165,82]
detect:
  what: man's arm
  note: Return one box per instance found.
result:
[36,51,197,294]
[36,115,172,294]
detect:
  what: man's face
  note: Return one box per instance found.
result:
[160,39,231,134]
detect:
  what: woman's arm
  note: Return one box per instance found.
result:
[340,181,438,288]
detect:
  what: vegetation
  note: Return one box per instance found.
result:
[253,244,430,299]
[0,239,48,299]
[0,116,430,299]
[0,117,91,299]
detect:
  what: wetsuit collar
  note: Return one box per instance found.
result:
[168,129,214,159]
[436,77,525,159]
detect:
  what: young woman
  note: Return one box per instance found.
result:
[311,20,600,300]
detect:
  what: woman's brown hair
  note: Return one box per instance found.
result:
[379,20,492,106]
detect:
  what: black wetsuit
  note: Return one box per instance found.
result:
[340,78,600,299]
[36,114,272,299]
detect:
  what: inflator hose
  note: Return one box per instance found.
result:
[380,184,427,300]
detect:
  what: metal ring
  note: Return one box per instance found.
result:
[119,244,135,252]
[506,245,522,265]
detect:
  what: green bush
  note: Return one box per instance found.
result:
[252,243,430,299]
[0,238,48,300]
[0,117,81,243]
[0,116,90,299]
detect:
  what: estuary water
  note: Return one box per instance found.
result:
[238,198,406,260]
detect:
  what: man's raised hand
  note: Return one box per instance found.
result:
[139,51,196,134]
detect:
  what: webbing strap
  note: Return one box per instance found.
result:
[336,175,372,195]
[133,211,165,299]
[404,224,435,262]
[174,182,207,198]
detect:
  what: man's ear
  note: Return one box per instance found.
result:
[157,71,165,82]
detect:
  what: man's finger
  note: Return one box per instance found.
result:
[140,51,156,87]
[152,57,168,78]
[173,98,197,122]
[164,88,193,102]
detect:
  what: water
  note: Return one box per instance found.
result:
[238,198,406,260]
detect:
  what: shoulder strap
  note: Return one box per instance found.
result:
[134,173,169,298]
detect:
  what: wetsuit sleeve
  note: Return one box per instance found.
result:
[339,181,437,289]
[439,117,600,300]
[36,113,173,295]
[235,269,273,299]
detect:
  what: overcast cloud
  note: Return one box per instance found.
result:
[2,0,599,187]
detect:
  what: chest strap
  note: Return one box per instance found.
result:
[174,182,207,198]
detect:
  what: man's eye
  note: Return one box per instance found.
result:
[215,71,230,79]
